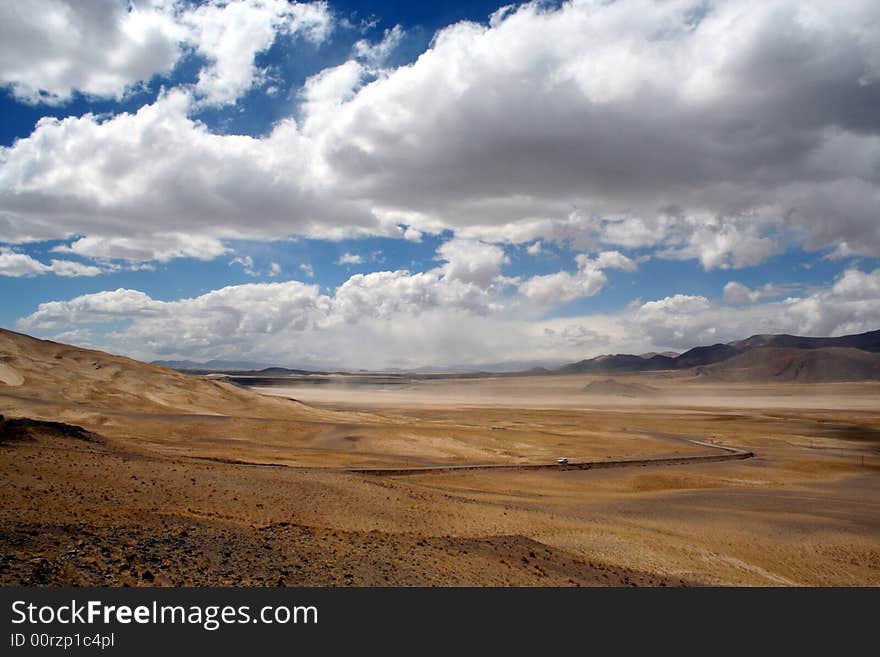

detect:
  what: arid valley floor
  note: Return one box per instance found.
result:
[1,329,878,586]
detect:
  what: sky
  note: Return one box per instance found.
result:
[0,0,879,369]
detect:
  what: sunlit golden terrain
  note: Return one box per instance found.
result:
[1,329,878,586]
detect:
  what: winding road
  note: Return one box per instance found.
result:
[347,438,754,476]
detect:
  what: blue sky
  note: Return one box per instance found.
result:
[0,1,878,368]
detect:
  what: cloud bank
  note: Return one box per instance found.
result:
[0,0,877,266]
[17,265,880,369]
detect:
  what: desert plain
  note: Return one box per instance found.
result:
[1,328,878,586]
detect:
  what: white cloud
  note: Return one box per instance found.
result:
[0,88,383,260]
[185,0,334,106]
[353,24,404,68]
[19,282,329,349]
[230,255,283,278]
[54,233,230,263]
[311,0,880,263]
[0,248,102,277]
[1,0,879,268]
[658,216,779,270]
[0,249,53,277]
[632,294,720,347]
[784,268,880,336]
[722,281,783,305]
[436,238,509,288]
[526,241,542,255]
[45,259,104,278]
[336,252,363,265]
[230,255,257,276]
[402,226,423,242]
[299,263,314,278]
[0,0,186,105]
[21,288,162,328]
[519,251,635,305]
[0,1,333,107]
[518,269,606,307]
[16,266,880,368]
[50,328,95,348]
[589,251,637,272]
[627,270,880,349]
[332,270,498,321]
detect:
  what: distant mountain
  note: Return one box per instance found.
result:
[558,353,675,374]
[153,329,880,382]
[155,358,565,375]
[696,347,880,383]
[728,331,880,352]
[406,359,568,373]
[638,351,679,359]
[151,359,273,371]
[556,329,880,382]
[253,367,323,376]
[673,343,741,369]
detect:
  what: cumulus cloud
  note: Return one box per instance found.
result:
[518,251,635,305]
[310,0,880,263]
[185,0,333,106]
[333,270,496,321]
[0,88,384,259]
[229,255,281,277]
[0,1,333,107]
[627,270,880,350]
[402,226,423,243]
[784,268,880,337]
[17,267,880,368]
[44,259,105,278]
[230,255,257,276]
[436,238,509,288]
[336,252,363,265]
[353,24,405,68]
[722,281,783,305]
[0,248,102,278]
[0,0,186,104]
[53,233,230,263]
[2,0,879,268]
[16,272,502,365]
[19,282,330,357]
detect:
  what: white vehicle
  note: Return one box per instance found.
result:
[556,458,569,465]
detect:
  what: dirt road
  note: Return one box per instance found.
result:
[347,438,753,476]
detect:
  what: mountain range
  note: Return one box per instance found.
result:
[157,329,880,383]
[556,329,880,382]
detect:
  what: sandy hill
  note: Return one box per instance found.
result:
[0,328,323,421]
[696,346,880,382]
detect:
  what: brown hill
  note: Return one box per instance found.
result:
[695,347,880,382]
[728,330,880,352]
[558,329,880,379]
[582,378,659,396]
